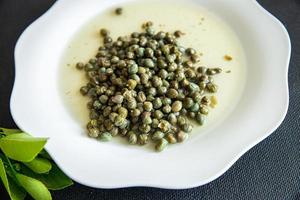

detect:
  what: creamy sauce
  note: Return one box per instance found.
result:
[59,0,247,136]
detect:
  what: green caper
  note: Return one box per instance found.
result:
[142,114,152,125]
[99,132,112,141]
[182,123,193,133]
[118,107,128,118]
[144,58,155,68]
[93,101,102,110]
[166,133,177,144]
[88,128,100,138]
[139,134,149,145]
[84,63,94,72]
[104,120,114,131]
[137,91,146,103]
[128,131,137,145]
[139,124,151,134]
[162,105,172,114]
[155,138,168,152]
[183,97,194,109]
[167,89,178,99]
[80,86,89,96]
[143,101,153,112]
[157,86,167,95]
[152,118,159,128]
[192,92,202,103]
[188,112,196,119]
[127,79,137,90]
[185,48,196,56]
[152,131,165,141]
[100,28,110,37]
[171,101,182,112]
[110,127,119,136]
[114,115,125,127]
[103,106,112,117]
[131,108,141,117]
[127,98,137,109]
[111,95,124,104]
[177,131,188,142]
[200,105,209,115]
[206,82,218,93]
[159,69,168,79]
[177,115,186,126]
[174,30,184,38]
[153,98,162,109]
[128,63,138,74]
[168,113,177,125]
[76,62,84,70]
[191,54,200,63]
[115,7,123,15]
[196,113,206,125]
[154,110,164,119]
[158,120,170,133]
[201,96,210,106]
[136,47,145,58]
[99,95,109,104]
[142,21,153,28]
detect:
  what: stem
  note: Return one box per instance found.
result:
[3,154,22,187]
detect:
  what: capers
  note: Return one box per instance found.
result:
[80,86,89,96]
[115,7,123,15]
[111,95,124,104]
[172,101,183,112]
[183,97,194,109]
[206,82,218,93]
[162,105,172,114]
[128,63,138,74]
[168,113,177,125]
[100,28,110,37]
[76,62,84,70]
[182,123,193,133]
[166,133,177,144]
[155,138,168,152]
[139,134,149,145]
[177,131,188,142]
[167,89,178,99]
[118,107,128,118]
[158,120,170,133]
[144,58,155,68]
[88,128,100,138]
[99,132,112,141]
[128,131,137,144]
[78,21,222,151]
[196,113,206,125]
[154,110,164,119]
[185,48,196,56]
[152,131,165,141]
[174,30,184,38]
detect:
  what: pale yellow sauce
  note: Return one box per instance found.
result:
[59,0,247,137]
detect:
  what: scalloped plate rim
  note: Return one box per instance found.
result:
[10,0,291,189]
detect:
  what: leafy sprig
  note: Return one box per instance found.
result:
[0,128,73,200]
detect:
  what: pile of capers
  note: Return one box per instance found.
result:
[76,22,221,151]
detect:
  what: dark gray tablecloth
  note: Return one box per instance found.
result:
[0,0,299,199]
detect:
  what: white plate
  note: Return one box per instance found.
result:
[11,0,291,189]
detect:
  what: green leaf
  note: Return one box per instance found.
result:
[0,158,26,200]
[16,173,52,200]
[0,128,22,135]
[38,150,52,160]
[0,133,48,162]
[21,163,73,190]
[23,157,52,174]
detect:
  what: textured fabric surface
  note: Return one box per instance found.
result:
[0,0,299,199]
